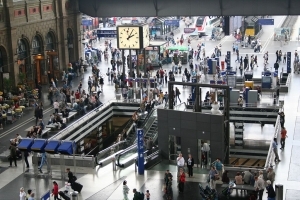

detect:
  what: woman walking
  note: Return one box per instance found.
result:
[187,154,194,177]
[178,168,186,193]
[123,180,130,200]
[51,181,61,200]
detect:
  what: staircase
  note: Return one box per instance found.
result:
[144,119,158,140]
[234,122,244,147]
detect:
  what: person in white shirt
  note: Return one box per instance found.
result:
[254,176,265,200]
[19,187,26,200]
[53,100,59,114]
[177,153,185,174]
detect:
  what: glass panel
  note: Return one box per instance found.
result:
[53,56,59,70]
[169,135,181,161]
[40,59,47,76]
[145,50,160,66]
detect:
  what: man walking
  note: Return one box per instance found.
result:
[280,127,288,150]
[272,138,281,162]
[9,142,17,167]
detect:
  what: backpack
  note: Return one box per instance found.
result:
[138,192,144,200]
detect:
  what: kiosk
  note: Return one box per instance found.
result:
[145,41,167,69]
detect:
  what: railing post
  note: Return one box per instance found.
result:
[134,158,137,172]
[112,156,116,171]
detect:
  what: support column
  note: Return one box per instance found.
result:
[168,82,174,109]
[122,50,125,80]
[136,50,139,76]
[195,85,200,112]
[224,87,230,164]
[143,48,147,77]
[129,50,132,77]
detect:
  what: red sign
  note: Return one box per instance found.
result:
[184,28,196,33]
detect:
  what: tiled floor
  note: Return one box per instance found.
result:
[0,15,300,199]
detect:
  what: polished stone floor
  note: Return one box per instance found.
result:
[0,16,300,200]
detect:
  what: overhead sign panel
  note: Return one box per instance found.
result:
[97,28,117,38]
[82,19,93,26]
[164,19,180,27]
[258,19,274,25]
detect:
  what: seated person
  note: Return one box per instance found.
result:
[36,126,42,137]
[211,101,222,115]
[237,96,243,106]
[61,118,67,129]
[38,119,45,130]
[187,94,192,104]
[48,114,55,125]
[235,172,244,185]
[222,170,230,184]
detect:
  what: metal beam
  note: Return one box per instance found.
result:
[219,0,223,16]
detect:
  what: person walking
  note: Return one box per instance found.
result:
[254,176,265,200]
[266,180,276,200]
[24,150,29,168]
[272,138,280,163]
[19,187,26,200]
[280,127,288,150]
[38,152,48,172]
[209,166,218,190]
[175,87,181,103]
[99,76,104,92]
[186,154,194,177]
[214,158,223,178]
[176,153,185,174]
[267,167,276,185]
[51,181,61,200]
[178,168,186,193]
[9,142,17,167]
[122,180,129,200]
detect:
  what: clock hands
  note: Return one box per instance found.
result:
[127,29,134,40]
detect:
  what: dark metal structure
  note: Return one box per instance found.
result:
[79,0,300,17]
[168,81,230,164]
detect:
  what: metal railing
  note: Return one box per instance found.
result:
[50,99,117,140]
[264,114,281,169]
[95,140,127,165]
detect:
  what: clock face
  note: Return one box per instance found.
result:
[117,27,140,49]
[143,25,150,48]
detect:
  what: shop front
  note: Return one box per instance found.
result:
[45,31,59,84]
[16,38,33,88]
[31,35,44,87]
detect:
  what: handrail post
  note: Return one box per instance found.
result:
[135,158,137,172]
[112,156,116,171]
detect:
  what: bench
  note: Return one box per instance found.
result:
[66,111,77,122]
[46,124,57,130]
[24,127,51,137]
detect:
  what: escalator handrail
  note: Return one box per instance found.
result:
[116,144,137,166]
[139,108,156,128]
[96,140,127,160]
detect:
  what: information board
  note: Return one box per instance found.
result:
[137,129,144,175]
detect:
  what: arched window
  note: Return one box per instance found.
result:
[17,39,27,60]
[46,32,54,51]
[32,36,42,54]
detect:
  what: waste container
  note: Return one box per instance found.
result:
[275,184,283,200]
[71,191,79,200]
[221,61,225,70]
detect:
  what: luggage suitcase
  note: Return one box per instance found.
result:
[59,191,70,200]
[72,182,83,193]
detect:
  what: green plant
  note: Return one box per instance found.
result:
[18,72,25,84]
[3,77,12,93]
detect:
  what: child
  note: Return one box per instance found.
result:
[145,190,150,200]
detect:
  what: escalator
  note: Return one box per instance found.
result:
[116,145,161,169]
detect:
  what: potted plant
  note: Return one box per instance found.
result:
[3,77,12,98]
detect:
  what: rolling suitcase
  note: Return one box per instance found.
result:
[59,191,70,200]
[72,182,83,193]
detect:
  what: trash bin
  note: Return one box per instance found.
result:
[221,61,225,70]
[275,184,283,200]
[71,191,78,200]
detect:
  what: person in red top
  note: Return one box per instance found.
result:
[280,127,288,150]
[52,181,61,200]
[75,90,80,99]
[178,168,186,193]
